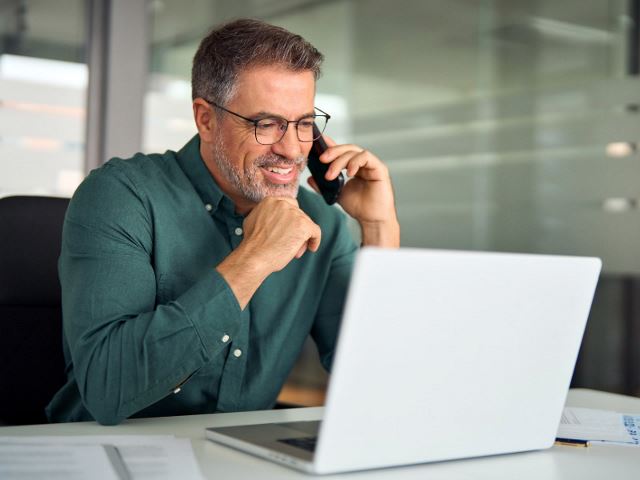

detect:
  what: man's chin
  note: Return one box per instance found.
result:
[262,182,299,199]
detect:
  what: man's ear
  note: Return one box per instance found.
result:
[193,98,217,143]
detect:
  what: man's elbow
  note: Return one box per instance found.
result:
[80,387,126,425]
[87,403,125,426]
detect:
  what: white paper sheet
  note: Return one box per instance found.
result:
[0,435,204,480]
[0,443,127,480]
[557,407,640,446]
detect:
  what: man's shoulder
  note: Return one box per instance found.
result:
[100,149,183,186]
[78,149,189,200]
[68,149,188,223]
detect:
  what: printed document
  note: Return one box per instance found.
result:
[0,435,204,480]
[558,407,640,446]
[0,443,129,480]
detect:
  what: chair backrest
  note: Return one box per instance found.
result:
[0,195,70,425]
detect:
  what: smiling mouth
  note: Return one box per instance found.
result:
[265,166,293,175]
[260,164,298,185]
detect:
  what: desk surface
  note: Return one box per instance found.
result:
[1,389,639,479]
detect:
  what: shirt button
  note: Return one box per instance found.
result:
[233,348,242,358]
[173,387,181,394]
[205,204,213,212]
[234,227,243,236]
[221,334,230,343]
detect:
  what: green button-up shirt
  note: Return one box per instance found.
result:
[46,134,357,425]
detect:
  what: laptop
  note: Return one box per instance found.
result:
[206,247,601,474]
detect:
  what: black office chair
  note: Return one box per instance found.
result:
[0,196,70,425]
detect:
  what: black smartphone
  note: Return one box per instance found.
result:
[307,124,344,205]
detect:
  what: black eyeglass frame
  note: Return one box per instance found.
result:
[206,100,331,145]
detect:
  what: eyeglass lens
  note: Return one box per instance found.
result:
[255,115,327,145]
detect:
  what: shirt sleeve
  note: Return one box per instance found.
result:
[60,164,243,425]
[310,213,358,371]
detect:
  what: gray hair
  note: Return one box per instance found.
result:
[191,18,324,106]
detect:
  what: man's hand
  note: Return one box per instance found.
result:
[307,136,400,247]
[216,197,321,309]
[241,197,322,271]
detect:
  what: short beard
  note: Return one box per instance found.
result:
[213,136,307,204]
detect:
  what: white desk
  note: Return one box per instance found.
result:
[1,389,638,479]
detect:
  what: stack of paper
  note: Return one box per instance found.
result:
[557,407,640,446]
[0,443,129,480]
[0,435,204,479]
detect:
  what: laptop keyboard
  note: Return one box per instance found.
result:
[277,436,318,452]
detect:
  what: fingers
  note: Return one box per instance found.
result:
[322,134,338,147]
[317,140,386,181]
[274,197,320,252]
[306,223,322,252]
[240,196,324,274]
[326,149,387,182]
[318,134,365,164]
[264,197,322,256]
[326,150,365,180]
[296,218,322,258]
[319,143,365,163]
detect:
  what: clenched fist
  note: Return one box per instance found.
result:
[216,196,321,309]
[241,197,321,272]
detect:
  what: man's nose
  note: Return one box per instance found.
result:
[271,125,303,160]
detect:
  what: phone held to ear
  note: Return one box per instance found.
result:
[307,124,344,205]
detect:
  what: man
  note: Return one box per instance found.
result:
[47,19,399,425]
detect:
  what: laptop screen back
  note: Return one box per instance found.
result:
[313,248,601,474]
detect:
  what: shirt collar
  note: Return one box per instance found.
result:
[176,134,239,216]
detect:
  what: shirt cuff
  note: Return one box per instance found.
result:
[173,268,246,359]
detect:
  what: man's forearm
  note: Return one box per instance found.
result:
[360,217,401,248]
[216,244,270,310]
[64,259,244,425]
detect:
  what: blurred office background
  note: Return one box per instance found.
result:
[1,0,639,403]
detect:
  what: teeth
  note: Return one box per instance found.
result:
[266,167,293,175]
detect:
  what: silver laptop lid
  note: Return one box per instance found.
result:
[314,248,601,474]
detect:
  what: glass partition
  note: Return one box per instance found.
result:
[145,0,640,398]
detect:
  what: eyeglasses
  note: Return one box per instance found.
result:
[206,100,330,145]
